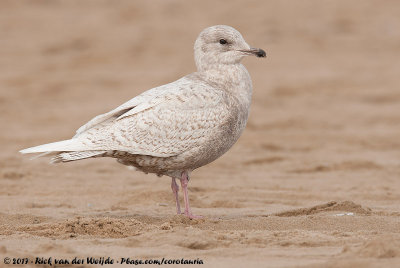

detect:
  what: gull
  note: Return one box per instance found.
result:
[20,25,266,219]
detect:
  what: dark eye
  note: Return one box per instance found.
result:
[219,39,227,45]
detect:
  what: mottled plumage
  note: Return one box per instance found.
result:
[20,25,266,218]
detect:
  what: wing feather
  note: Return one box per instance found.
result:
[74,78,187,137]
[75,76,230,157]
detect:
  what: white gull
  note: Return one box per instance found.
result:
[20,25,266,219]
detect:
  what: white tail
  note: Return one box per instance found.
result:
[20,139,86,154]
[51,151,106,163]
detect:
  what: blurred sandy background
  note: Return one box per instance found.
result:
[1,0,400,267]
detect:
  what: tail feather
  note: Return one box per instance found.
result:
[20,139,109,163]
[29,151,54,160]
[20,139,86,154]
[51,151,107,163]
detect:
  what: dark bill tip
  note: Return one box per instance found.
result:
[239,48,267,58]
[256,48,266,58]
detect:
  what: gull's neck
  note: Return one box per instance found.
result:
[197,63,253,105]
[200,64,251,87]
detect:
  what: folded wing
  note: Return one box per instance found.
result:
[72,76,230,157]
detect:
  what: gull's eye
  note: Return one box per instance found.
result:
[219,39,227,45]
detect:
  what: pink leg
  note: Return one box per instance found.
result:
[171,178,181,215]
[180,172,202,219]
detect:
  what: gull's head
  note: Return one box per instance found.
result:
[194,25,266,71]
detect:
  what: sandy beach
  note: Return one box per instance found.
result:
[1,0,400,267]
